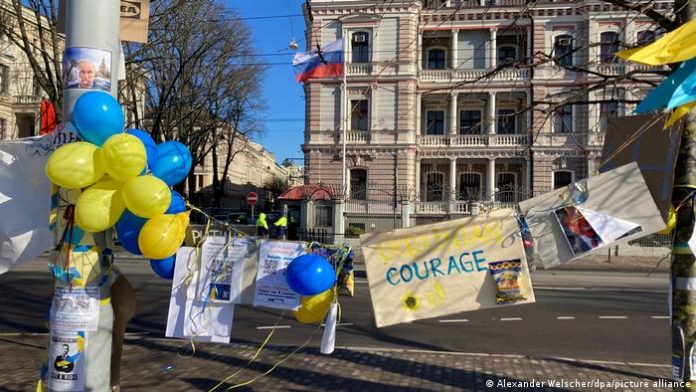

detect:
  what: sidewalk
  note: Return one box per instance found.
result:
[2,334,672,391]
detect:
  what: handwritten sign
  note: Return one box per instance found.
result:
[361,209,535,328]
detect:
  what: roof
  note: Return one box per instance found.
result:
[277,184,344,201]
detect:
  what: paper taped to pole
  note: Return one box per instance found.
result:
[361,209,535,328]
[519,162,665,269]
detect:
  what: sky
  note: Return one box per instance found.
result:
[227,0,307,165]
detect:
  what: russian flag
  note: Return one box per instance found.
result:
[293,38,344,83]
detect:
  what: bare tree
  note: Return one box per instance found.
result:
[0,0,63,119]
[122,0,265,197]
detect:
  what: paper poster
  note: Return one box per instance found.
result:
[576,207,641,244]
[63,47,112,91]
[199,236,249,304]
[253,240,306,310]
[50,286,100,333]
[601,115,681,222]
[166,247,234,343]
[48,331,86,392]
[520,162,665,269]
[0,135,54,275]
[360,209,535,328]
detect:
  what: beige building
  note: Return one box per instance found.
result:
[301,0,666,227]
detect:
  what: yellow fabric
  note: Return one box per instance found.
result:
[274,216,288,227]
[665,102,696,128]
[618,20,696,65]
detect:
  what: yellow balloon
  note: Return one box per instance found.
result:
[122,175,171,218]
[138,212,189,259]
[75,179,125,232]
[294,289,334,324]
[101,133,147,182]
[46,142,105,189]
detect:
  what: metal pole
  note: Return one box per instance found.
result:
[60,1,121,390]
[341,32,347,195]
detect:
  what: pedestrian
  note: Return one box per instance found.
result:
[256,212,269,237]
[273,214,288,240]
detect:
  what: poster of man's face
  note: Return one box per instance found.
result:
[63,47,111,91]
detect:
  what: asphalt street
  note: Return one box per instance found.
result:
[0,257,669,366]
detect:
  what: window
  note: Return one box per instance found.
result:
[424,172,445,201]
[427,48,446,70]
[351,32,369,63]
[554,35,573,66]
[496,173,517,202]
[553,171,573,190]
[458,172,482,200]
[315,205,333,227]
[498,46,517,64]
[497,109,516,134]
[0,118,5,139]
[599,101,619,131]
[350,99,369,131]
[636,30,656,46]
[0,65,8,94]
[426,110,445,135]
[600,32,620,63]
[554,105,573,133]
[350,168,367,200]
[459,110,482,134]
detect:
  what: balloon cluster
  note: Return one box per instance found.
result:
[285,254,337,324]
[46,92,193,279]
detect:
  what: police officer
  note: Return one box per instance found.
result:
[256,212,268,237]
[273,214,288,240]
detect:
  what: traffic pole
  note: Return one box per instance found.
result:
[59,1,121,390]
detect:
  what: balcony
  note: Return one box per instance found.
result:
[345,62,400,77]
[420,68,529,83]
[13,95,41,105]
[419,134,528,147]
[535,132,602,147]
[413,200,518,215]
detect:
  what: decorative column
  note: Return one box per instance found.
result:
[490,28,498,69]
[450,92,458,135]
[488,157,496,201]
[415,157,422,201]
[488,92,497,135]
[415,92,422,136]
[451,29,459,69]
[417,33,423,71]
[449,157,457,201]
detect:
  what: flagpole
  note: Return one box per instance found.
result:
[341,33,347,198]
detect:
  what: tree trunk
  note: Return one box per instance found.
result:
[671,1,696,388]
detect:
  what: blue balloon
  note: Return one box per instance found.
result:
[115,210,147,255]
[150,255,176,280]
[126,129,158,169]
[151,141,193,186]
[285,254,336,296]
[72,92,125,146]
[166,190,186,214]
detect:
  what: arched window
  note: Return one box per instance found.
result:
[495,172,517,202]
[553,170,573,190]
[554,35,573,66]
[498,45,517,64]
[350,169,367,200]
[458,172,482,200]
[600,32,620,63]
[424,172,445,201]
[427,48,446,70]
[351,32,370,63]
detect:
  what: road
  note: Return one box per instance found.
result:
[0,257,669,365]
